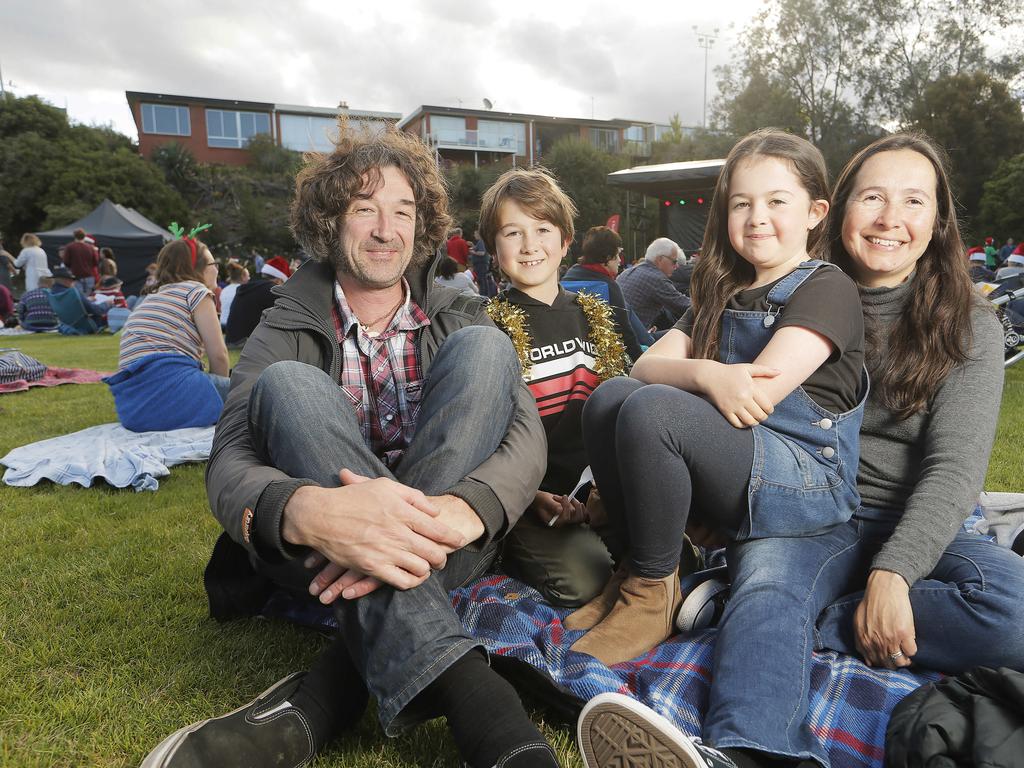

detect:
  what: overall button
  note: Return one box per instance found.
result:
[818,418,833,430]
[821,447,835,459]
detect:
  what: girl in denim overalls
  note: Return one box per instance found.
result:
[568,131,867,710]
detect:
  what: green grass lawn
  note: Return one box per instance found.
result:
[1,333,1021,768]
[0,334,580,768]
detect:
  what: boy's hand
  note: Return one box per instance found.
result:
[529,491,587,527]
[704,362,779,428]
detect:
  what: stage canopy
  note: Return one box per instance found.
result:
[37,200,173,296]
[607,159,725,254]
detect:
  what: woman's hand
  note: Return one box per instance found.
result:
[704,362,779,428]
[854,570,918,669]
[685,521,729,549]
[585,487,608,528]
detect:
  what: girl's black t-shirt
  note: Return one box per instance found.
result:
[674,267,865,413]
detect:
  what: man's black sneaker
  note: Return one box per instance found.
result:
[577,692,738,768]
[677,567,730,633]
[141,673,316,768]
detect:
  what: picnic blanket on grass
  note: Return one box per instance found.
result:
[0,327,52,336]
[260,574,940,768]
[0,366,109,394]
[1,423,214,491]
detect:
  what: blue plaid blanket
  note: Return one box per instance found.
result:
[262,573,940,768]
[451,574,941,768]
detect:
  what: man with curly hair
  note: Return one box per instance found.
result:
[143,128,556,768]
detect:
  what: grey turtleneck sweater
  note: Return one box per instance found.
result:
[857,276,1004,586]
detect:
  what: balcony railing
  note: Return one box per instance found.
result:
[623,139,652,157]
[429,129,520,153]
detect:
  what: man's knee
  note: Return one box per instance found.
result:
[434,325,520,385]
[252,361,331,410]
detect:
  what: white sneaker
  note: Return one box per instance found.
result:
[677,567,730,633]
[577,692,737,768]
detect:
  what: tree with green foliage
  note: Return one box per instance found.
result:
[443,163,503,232]
[151,134,301,255]
[978,154,1024,240]
[714,0,870,163]
[543,138,631,236]
[712,0,1023,186]
[907,71,1024,218]
[0,94,186,242]
[647,127,735,165]
[859,0,1024,126]
[714,72,807,140]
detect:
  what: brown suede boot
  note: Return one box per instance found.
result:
[569,568,682,666]
[563,562,628,631]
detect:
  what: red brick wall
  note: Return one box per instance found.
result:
[132,100,262,166]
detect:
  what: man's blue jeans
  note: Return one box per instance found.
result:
[247,326,520,733]
[705,514,1024,766]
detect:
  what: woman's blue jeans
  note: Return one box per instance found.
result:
[246,326,521,733]
[705,514,1024,766]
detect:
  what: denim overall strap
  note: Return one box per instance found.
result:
[719,260,865,540]
[763,259,830,321]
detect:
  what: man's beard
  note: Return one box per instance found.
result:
[329,240,425,289]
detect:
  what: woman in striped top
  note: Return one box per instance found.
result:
[105,239,230,431]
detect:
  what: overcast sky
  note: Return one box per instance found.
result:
[2,0,763,138]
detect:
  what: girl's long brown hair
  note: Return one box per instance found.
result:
[690,129,830,360]
[829,132,983,419]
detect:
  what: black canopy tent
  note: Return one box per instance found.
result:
[37,199,173,297]
[607,159,725,254]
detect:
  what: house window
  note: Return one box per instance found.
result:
[279,115,385,152]
[590,127,620,152]
[430,115,468,146]
[206,109,271,149]
[280,114,338,152]
[141,103,191,136]
[478,120,526,155]
[624,125,645,143]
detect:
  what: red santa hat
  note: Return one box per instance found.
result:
[260,256,292,281]
[985,236,994,245]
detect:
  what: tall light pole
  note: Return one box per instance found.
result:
[692,26,719,129]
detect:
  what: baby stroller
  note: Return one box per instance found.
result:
[983,274,1024,368]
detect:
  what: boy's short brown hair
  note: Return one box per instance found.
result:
[478,167,577,255]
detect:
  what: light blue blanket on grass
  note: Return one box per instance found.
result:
[1,423,214,491]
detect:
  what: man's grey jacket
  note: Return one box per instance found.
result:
[205,255,546,570]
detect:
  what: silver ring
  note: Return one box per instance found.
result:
[889,650,905,662]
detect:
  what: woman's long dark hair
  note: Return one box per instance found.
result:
[829,132,982,419]
[690,129,830,360]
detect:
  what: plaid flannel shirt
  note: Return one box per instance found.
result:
[616,260,691,328]
[332,279,430,468]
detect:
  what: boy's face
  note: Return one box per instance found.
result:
[494,199,568,301]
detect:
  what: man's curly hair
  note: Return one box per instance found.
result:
[290,122,451,271]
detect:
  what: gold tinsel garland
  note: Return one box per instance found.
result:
[486,290,628,382]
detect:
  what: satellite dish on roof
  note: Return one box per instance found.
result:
[483,98,494,110]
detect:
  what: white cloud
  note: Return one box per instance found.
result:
[1,0,760,138]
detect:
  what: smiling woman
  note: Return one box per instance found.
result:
[838,150,938,289]
[814,133,1024,683]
